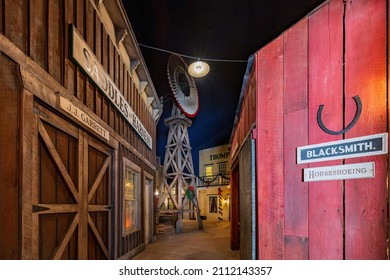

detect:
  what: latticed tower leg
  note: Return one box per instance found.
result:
[157,105,203,233]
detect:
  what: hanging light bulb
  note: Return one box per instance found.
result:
[188,59,210,78]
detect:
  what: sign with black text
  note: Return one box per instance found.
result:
[69,24,152,149]
[60,97,109,141]
[297,133,388,164]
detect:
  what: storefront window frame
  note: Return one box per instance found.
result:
[122,158,141,236]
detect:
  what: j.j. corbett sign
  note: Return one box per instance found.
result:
[297,133,388,164]
[69,24,152,149]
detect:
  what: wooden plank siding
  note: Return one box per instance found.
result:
[307,0,344,260]
[0,0,158,259]
[0,0,157,167]
[283,18,309,260]
[0,54,21,260]
[231,0,389,259]
[230,71,256,162]
[344,0,388,259]
[256,36,285,260]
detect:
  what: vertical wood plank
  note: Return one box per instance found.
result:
[94,13,102,119]
[85,0,95,111]
[283,18,309,259]
[78,131,88,259]
[29,0,48,70]
[256,36,284,259]
[308,0,344,259]
[102,27,109,124]
[47,0,63,84]
[55,129,70,259]
[75,0,86,103]
[88,145,97,260]
[0,0,3,33]
[4,0,28,53]
[344,0,387,259]
[68,131,78,259]
[108,39,115,129]
[21,90,35,259]
[31,116,39,259]
[0,55,20,259]
[64,0,76,95]
[39,124,57,259]
[114,52,120,133]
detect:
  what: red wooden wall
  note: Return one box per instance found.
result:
[255,0,388,259]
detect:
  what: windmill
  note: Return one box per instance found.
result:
[157,54,203,233]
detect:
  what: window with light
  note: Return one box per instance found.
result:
[123,159,140,235]
[205,165,213,181]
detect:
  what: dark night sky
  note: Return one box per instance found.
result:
[123,0,326,173]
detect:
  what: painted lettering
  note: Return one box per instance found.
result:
[71,25,152,149]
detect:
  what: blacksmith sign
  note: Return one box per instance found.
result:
[69,24,152,149]
[297,133,388,164]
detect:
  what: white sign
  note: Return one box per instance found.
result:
[303,162,375,182]
[69,24,152,149]
[60,96,109,141]
[297,133,388,164]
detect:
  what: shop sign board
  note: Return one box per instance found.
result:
[303,162,375,182]
[69,24,152,149]
[297,133,388,164]
[60,96,110,141]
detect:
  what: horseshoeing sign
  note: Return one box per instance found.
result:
[303,162,375,182]
[297,133,388,164]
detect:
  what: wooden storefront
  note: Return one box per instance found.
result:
[0,0,162,260]
[230,0,389,259]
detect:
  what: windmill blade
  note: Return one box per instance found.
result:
[167,54,200,118]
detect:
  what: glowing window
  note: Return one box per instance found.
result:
[205,165,213,181]
[123,158,141,235]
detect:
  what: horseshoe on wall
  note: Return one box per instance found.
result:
[316,95,362,135]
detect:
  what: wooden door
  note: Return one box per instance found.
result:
[31,105,113,259]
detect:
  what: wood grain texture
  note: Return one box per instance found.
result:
[85,0,95,111]
[284,235,309,260]
[29,0,48,70]
[48,0,63,83]
[0,0,3,33]
[239,137,255,259]
[0,0,159,260]
[76,0,86,104]
[64,0,76,95]
[344,0,387,259]
[283,19,309,243]
[21,90,35,259]
[256,36,284,259]
[0,55,20,259]
[78,131,88,259]
[308,0,344,259]
[4,0,28,53]
[229,165,240,250]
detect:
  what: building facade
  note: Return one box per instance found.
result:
[230,0,389,260]
[0,0,162,260]
[197,144,231,221]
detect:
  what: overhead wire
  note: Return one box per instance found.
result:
[138,43,248,63]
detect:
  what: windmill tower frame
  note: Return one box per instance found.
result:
[157,105,203,233]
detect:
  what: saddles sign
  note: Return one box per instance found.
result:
[69,24,152,149]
